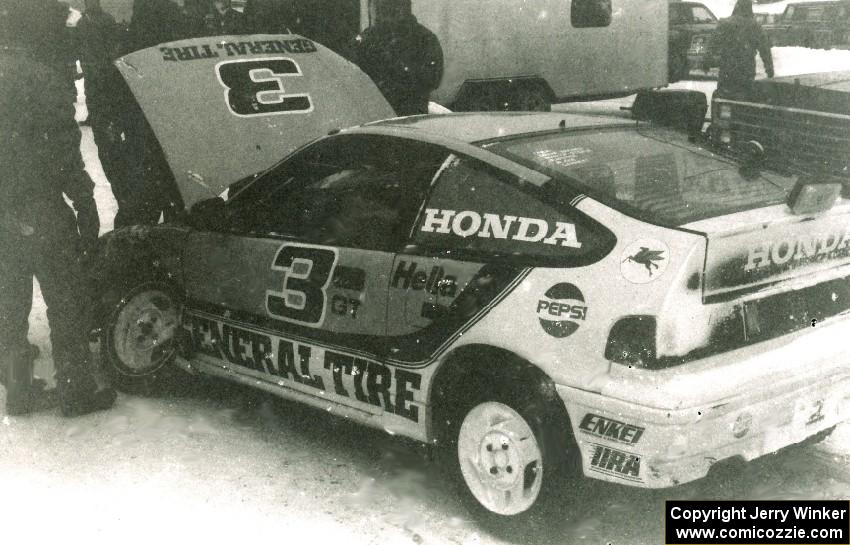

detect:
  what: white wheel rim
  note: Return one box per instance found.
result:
[112,290,179,375]
[457,401,544,516]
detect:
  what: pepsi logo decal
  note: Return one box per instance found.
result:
[536,283,588,338]
[620,239,669,284]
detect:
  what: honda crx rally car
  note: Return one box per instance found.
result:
[95,36,850,524]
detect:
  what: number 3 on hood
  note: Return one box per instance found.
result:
[216,58,313,117]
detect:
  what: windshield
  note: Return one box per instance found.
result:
[485,127,797,226]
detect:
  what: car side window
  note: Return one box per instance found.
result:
[669,5,690,25]
[691,6,716,23]
[412,155,614,265]
[571,0,612,27]
[225,135,448,251]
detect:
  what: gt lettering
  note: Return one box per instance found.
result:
[266,245,338,327]
[216,58,312,117]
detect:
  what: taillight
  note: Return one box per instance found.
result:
[605,315,657,369]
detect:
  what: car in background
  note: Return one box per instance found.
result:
[669,0,719,81]
[760,0,850,47]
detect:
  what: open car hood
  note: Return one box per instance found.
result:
[116,34,395,207]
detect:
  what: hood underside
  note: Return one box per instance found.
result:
[116,34,395,207]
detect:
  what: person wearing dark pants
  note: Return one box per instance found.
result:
[0,0,116,416]
[350,0,443,116]
[703,0,774,99]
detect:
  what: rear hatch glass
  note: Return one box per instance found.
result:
[486,126,797,226]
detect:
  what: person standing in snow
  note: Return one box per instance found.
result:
[95,0,185,228]
[0,0,116,416]
[77,0,140,228]
[349,0,443,116]
[703,0,774,99]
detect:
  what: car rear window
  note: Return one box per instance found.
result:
[485,127,796,226]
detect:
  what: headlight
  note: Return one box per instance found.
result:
[718,103,732,120]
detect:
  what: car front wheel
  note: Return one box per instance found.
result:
[102,283,183,393]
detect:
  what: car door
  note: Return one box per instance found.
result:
[181,133,449,416]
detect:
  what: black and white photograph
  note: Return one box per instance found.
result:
[2,0,850,543]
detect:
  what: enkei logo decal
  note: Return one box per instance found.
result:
[589,443,641,482]
[536,283,587,338]
[620,239,669,284]
[420,209,582,248]
[579,413,645,445]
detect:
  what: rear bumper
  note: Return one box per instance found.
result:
[556,316,850,488]
[559,373,850,488]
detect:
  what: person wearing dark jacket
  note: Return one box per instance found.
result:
[350,0,443,116]
[77,0,139,227]
[99,0,185,228]
[0,0,116,416]
[243,0,296,34]
[703,0,774,98]
[210,0,247,35]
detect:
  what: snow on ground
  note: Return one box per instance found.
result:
[4,46,850,545]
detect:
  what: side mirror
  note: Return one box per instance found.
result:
[188,197,226,230]
[787,177,842,216]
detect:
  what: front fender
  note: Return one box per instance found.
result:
[88,224,192,328]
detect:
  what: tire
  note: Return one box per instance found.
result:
[437,375,578,530]
[101,282,184,394]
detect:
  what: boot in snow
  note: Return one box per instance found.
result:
[56,364,116,417]
[5,350,57,416]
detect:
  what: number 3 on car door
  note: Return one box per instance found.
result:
[266,244,339,327]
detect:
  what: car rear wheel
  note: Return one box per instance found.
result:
[102,283,184,394]
[437,374,578,529]
[457,401,546,515]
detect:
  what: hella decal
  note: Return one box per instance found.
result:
[536,283,587,338]
[620,239,669,284]
[745,231,850,272]
[589,443,642,482]
[392,260,458,296]
[420,209,582,248]
[579,413,645,445]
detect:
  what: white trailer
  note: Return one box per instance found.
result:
[360,0,669,110]
[85,0,669,110]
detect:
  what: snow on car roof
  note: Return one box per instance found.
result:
[361,112,631,145]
